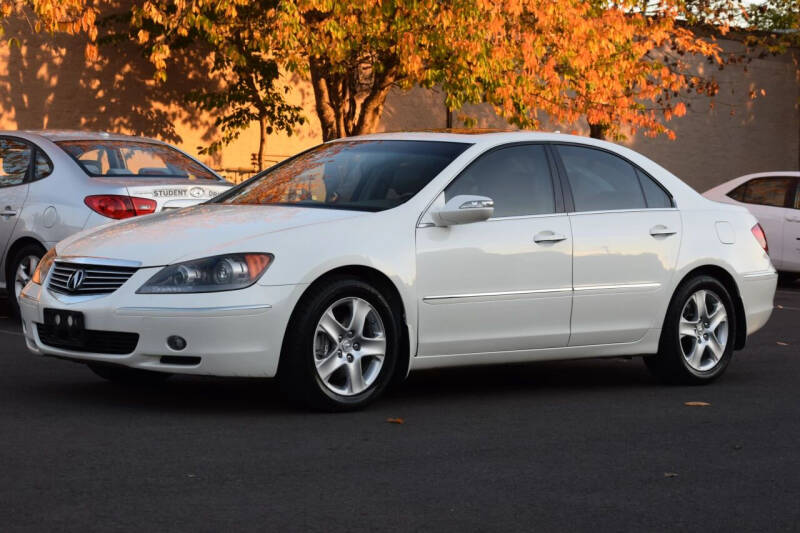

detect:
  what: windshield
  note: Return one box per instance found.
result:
[216,140,470,212]
[56,140,220,181]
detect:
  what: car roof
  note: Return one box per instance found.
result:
[335,129,584,145]
[0,130,168,144]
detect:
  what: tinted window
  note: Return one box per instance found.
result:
[557,145,645,212]
[637,169,673,208]
[34,149,53,180]
[445,145,555,217]
[727,183,747,202]
[793,180,800,210]
[219,141,470,212]
[56,140,219,181]
[0,138,31,187]
[740,177,794,208]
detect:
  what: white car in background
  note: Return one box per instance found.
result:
[19,131,776,411]
[0,131,231,315]
[704,172,800,280]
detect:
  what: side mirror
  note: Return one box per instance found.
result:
[431,195,494,226]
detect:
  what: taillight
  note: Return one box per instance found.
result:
[751,223,768,253]
[84,195,157,219]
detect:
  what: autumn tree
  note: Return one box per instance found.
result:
[131,0,304,171]
[0,0,100,58]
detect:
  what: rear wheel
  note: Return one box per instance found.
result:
[6,243,45,318]
[88,363,171,385]
[645,275,736,384]
[278,277,400,411]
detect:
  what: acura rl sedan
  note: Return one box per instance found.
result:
[18,131,777,410]
[0,130,230,317]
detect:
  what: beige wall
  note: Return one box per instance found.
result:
[0,24,796,191]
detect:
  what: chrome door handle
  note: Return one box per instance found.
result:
[1,206,18,218]
[534,231,567,243]
[649,225,676,237]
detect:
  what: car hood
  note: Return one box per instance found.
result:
[56,204,365,266]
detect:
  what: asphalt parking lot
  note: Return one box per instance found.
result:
[1,282,799,532]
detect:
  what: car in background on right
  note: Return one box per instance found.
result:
[705,172,800,281]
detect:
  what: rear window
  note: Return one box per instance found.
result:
[56,140,219,181]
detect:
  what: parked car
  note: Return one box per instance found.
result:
[0,130,231,315]
[704,172,800,280]
[19,131,776,410]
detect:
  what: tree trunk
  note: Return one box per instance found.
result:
[258,114,267,171]
[589,122,609,140]
[309,58,340,142]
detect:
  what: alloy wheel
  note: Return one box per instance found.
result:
[313,297,387,396]
[678,289,729,372]
[14,254,40,301]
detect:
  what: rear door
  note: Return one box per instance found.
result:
[734,176,797,269]
[0,137,32,261]
[782,178,800,271]
[553,144,681,346]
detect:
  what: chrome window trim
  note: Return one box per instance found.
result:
[566,207,679,216]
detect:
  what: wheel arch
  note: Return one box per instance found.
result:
[4,236,46,283]
[668,264,747,350]
[282,264,412,383]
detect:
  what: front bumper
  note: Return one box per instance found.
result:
[19,268,304,377]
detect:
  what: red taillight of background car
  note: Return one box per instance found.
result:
[84,195,157,219]
[751,223,768,253]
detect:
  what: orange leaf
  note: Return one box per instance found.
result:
[386,417,405,424]
[685,401,710,406]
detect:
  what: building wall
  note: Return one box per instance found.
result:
[0,23,797,191]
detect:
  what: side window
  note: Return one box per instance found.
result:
[0,138,32,187]
[727,183,747,202]
[557,145,646,212]
[445,145,555,217]
[742,177,794,208]
[636,169,673,208]
[34,149,53,180]
[793,179,800,210]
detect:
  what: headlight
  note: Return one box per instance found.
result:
[137,253,273,294]
[31,248,57,285]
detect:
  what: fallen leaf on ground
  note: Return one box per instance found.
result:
[685,401,710,406]
[776,305,783,309]
[777,341,789,346]
[664,472,679,478]
[386,417,405,424]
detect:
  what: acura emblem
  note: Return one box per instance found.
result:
[189,187,204,198]
[66,269,86,291]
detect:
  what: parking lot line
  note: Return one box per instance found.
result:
[0,327,22,336]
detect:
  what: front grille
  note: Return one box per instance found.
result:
[48,262,138,295]
[36,324,139,355]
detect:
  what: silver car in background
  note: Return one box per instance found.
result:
[0,131,231,315]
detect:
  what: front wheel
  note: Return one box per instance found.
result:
[278,277,401,411]
[645,275,736,384]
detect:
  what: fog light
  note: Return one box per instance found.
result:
[167,335,187,351]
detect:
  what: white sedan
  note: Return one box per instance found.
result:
[704,172,800,279]
[19,132,777,410]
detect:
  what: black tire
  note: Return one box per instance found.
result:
[778,272,800,285]
[644,275,737,385]
[278,276,401,412]
[88,363,172,385]
[6,242,45,318]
